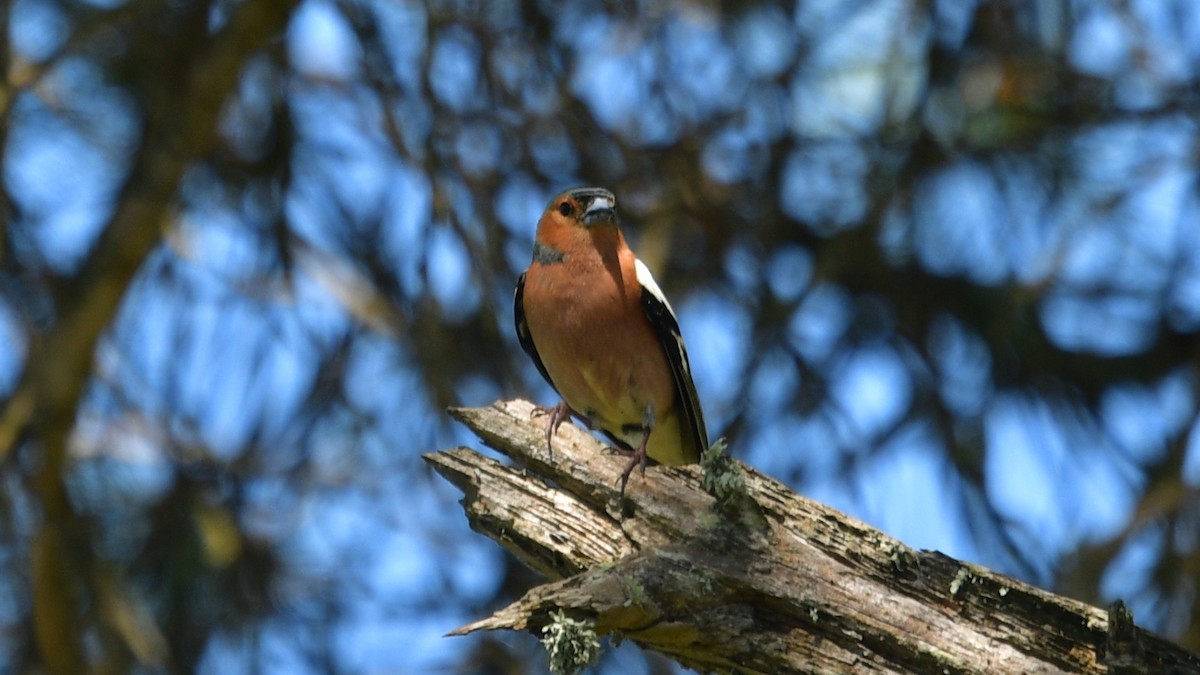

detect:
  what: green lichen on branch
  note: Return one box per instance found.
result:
[700,438,744,502]
[622,576,647,608]
[950,567,974,597]
[541,609,600,675]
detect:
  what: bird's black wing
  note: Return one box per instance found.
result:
[514,272,556,391]
[635,260,709,462]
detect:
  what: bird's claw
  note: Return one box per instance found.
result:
[531,401,582,461]
[615,442,649,498]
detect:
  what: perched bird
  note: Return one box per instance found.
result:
[514,186,708,493]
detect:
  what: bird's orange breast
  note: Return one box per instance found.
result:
[522,246,677,450]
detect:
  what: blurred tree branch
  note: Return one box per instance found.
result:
[427,400,1200,674]
[1,1,301,672]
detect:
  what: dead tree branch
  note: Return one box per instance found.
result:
[425,399,1200,674]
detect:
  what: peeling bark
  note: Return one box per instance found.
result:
[425,399,1200,674]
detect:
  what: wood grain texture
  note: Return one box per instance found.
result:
[425,399,1199,674]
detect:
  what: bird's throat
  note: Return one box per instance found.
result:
[532,242,565,265]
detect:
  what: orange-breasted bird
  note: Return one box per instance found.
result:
[514,187,709,493]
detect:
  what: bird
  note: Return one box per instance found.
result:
[514,186,709,494]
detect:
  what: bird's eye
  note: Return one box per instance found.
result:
[558,201,574,217]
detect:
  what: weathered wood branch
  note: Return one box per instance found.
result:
[425,399,1200,674]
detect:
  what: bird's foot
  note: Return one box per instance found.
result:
[615,442,650,497]
[530,401,585,460]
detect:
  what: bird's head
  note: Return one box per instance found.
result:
[546,187,619,229]
[533,187,625,262]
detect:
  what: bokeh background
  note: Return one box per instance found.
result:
[3,0,1199,672]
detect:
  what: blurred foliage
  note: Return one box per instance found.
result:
[1,0,1199,672]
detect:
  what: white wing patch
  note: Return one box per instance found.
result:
[634,258,676,316]
[634,255,709,459]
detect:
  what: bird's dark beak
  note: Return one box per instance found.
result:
[581,196,617,226]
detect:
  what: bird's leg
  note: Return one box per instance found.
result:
[530,401,588,459]
[616,407,656,496]
[616,431,650,497]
